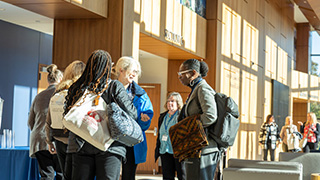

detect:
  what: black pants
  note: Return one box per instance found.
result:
[303,142,317,152]
[35,150,63,180]
[263,143,275,161]
[72,142,122,180]
[121,147,137,180]
[55,140,72,180]
[160,153,184,180]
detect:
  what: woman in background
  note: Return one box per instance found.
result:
[155,92,184,180]
[280,116,300,152]
[114,56,154,180]
[64,50,137,180]
[259,114,281,161]
[45,60,85,180]
[28,64,63,179]
[298,112,320,152]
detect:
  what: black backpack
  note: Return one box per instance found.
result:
[208,92,240,150]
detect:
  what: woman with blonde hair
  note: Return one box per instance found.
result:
[28,64,63,179]
[280,116,300,152]
[114,56,154,180]
[298,112,320,152]
[155,92,185,180]
[45,60,85,180]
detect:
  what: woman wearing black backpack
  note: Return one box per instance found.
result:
[177,59,219,180]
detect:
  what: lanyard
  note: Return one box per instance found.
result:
[164,111,178,132]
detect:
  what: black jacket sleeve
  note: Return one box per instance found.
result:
[102,80,137,120]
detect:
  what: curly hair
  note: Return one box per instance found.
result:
[64,50,112,115]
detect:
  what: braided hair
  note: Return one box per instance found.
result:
[64,50,112,115]
[182,59,209,78]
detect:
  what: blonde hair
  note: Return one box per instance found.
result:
[285,116,292,125]
[307,112,317,125]
[114,56,141,78]
[47,64,63,84]
[164,92,184,111]
[56,60,85,91]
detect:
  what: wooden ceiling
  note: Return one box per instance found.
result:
[294,0,320,34]
[139,32,202,60]
[1,0,108,19]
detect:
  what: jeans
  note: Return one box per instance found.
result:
[263,142,275,161]
[72,142,122,180]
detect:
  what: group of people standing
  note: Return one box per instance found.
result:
[28,50,221,180]
[259,112,320,161]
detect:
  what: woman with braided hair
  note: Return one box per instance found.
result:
[64,50,137,180]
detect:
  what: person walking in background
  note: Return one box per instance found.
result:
[114,56,154,180]
[259,114,281,161]
[298,112,320,152]
[28,64,63,179]
[155,92,185,180]
[45,60,85,180]
[280,116,300,152]
[177,59,219,180]
[64,50,137,180]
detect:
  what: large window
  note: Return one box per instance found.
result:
[311,31,320,76]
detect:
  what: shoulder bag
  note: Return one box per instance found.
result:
[107,81,143,147]
[63,89,114,151]
[169,114,208,162]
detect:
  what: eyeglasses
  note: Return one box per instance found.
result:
[177,69,193,76]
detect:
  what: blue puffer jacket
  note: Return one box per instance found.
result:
[131,81,154,164]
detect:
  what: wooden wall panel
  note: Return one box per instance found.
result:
[53,0,122,69]
[2,0,107,19]
[167,60,189,93]
[296,23,310,74]
[293,102,308,130]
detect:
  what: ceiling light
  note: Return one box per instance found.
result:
[304,1,307,3]
[35,20,41,23]
[0,8,5,11]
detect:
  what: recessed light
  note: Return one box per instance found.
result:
[304,1,307,3]
[0,8,6,11]
[35,20,41,23]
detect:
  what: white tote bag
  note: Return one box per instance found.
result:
[49,90,68,129]
[63,90,114,151]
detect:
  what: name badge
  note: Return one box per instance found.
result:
[162,135,168,141]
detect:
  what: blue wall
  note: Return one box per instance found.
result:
[0,20,53,146]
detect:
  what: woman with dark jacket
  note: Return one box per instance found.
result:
[64,50,137,180]
[114,56,154,180]
[155,92,184,180]
[259,114,281,161]
[298,112,320,152]
[28,64,63,179]
[177,59,219,180]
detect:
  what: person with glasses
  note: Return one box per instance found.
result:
[114,56,154,180]
[177,59,219,180]
[155,92,185,180]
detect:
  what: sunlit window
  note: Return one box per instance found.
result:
[243,20,258,71]
[241,71,257,124]
[221,4,241,62]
